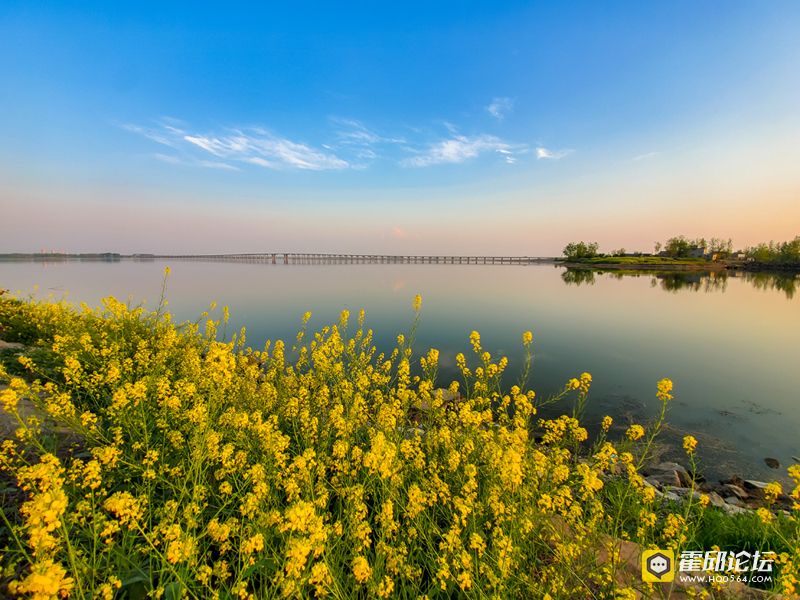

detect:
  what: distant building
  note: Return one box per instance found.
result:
[687,246,710,259]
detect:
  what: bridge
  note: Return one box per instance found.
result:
[150,253,557,265]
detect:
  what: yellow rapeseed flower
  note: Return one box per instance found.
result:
[1,386,19,412]
[469,330,481,353]
[656,378,674,402]
[764,482,782,504]
[626,424,645,441]
[412,294,422,312]
[352,556,372,584]
[8,559,74,599]
[756,507,774,524]
[103,492,144,529]
[242,533,264,555]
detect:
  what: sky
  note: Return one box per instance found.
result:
[1,1,799,255]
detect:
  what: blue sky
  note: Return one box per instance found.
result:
[1,2,799,253]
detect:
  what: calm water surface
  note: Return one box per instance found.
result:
[2,260,798,482]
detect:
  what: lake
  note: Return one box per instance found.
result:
[1,259,798,483]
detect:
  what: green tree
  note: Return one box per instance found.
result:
[744,236,800,263]
[665,236,692,258]
[563,241,600,260]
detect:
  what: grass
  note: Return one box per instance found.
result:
[0,277,798,599]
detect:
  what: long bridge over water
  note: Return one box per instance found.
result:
[150,253,557,265]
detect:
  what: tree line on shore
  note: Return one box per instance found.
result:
[563,235,800,263]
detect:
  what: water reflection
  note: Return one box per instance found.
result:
[743,271,800,299]
[654,272,728,294]
[561,268,798,298]
[560,268,597,286]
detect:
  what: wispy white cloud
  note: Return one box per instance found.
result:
[197,159,241,171]
[402,134,525,167]
[536,146,572,160]
[241,156,276,169]
[123,117,559,171]
[125,121,349,171]
[182,129,349,170]
[122,124,180,148]
[632,151,659,161]
[486,97,514,121]
[327,117,405,166]
[442,121,460,134]
[152,153,181,165]
[153,152,240,171]
[330,117,404,145]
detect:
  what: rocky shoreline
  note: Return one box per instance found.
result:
[639,460,795,516]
